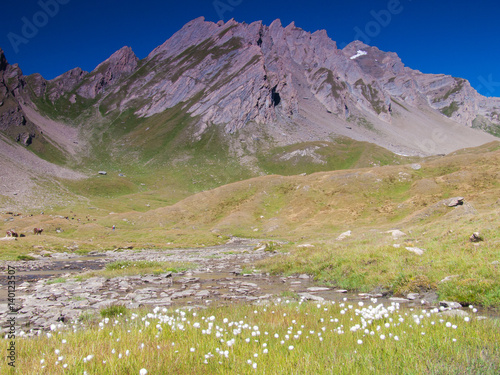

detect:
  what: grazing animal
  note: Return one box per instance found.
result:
[33,228,44,235]
[6,230,18,237]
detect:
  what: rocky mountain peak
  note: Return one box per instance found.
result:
[88,17,498,141]
[94,46,138,74]
[76,46,138,99]
[46,67,88,101]
[1,17,498,162]
[148,16,222,60]
[342,41,405,79]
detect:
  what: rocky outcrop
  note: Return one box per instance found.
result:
[47,67,88,101]
[76,46,138,99]
[0,50,41,145]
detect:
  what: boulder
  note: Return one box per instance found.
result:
[405,247,425,255]
[439,301,462,309]
[440,275,459,283]
[386,229,406,239]
[298,292,325,302]
[337,230,352,241]
[446,197,464,207]
[469,232,483,242]
[306,287,330,292]
[406,293,419,300]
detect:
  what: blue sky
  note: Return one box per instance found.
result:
[1,0,499,97]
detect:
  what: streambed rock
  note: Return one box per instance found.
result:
[439,301,462,309]
[0,238,453,333]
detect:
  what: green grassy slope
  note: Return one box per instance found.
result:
[3,142,499,307]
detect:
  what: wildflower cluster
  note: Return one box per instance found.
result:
[5,299,496,374]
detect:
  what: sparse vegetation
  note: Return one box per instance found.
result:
[16,255,36,261]
[313,68,346,98]
[433,78,465,103]
[79,260,196,279]
[472,115,500,137]
[100,304,129,318]
[355,79,387,114]
[257,138,411,175]
[440,101,460,117]
[46,277,67,285]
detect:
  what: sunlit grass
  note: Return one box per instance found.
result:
[6,300,500,374]
[74,260,197,280]
[258,210,500,307]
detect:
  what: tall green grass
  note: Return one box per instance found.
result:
[6,301,499,374]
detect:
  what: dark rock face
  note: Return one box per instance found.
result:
[0,48,8,72]
[0,51,42,146]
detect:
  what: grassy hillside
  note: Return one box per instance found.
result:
[3,141,499,307]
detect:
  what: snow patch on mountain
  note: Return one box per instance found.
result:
[350,50,367,60]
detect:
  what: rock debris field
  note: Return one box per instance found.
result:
[0,238,478,335]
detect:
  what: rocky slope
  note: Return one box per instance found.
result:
[1,18,500,208]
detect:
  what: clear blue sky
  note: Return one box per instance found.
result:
[1,0,499,97]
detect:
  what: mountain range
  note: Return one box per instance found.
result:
[1,16,499,210]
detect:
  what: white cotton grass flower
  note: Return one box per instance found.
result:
[190,347,196,352]
[357,339,363,345]
[140,369,148,375]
